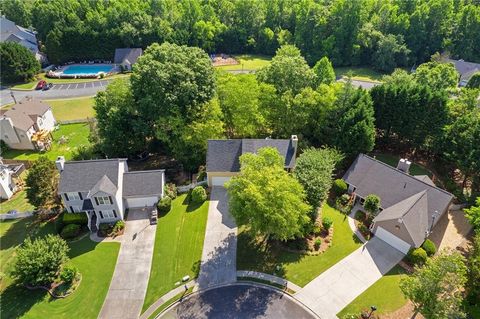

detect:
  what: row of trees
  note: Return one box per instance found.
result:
[2,0,479,69]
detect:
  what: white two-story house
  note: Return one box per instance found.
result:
[0,99,56,151]
[56,157,165,231]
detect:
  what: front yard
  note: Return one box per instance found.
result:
[237,203,362,287]
[1,123,90,161]
[0,217,120,319]
[141,193,209,313]
[47,97,95,121]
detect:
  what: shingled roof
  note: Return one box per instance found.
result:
[206,137,298,172]
[1,99,52,131]
[114,48,143,65]
[123,170,165,197]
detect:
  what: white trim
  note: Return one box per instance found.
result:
[375,227,411,254]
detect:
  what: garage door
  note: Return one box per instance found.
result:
[211,176,231,186]
[374,227,411,254]
[125,196,159,208]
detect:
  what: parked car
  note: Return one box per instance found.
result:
[150,209,158,225]
[42,83,53,91]
[35,80,47,90]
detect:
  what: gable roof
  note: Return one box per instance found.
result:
[206,138,298,172]
[0,17,37,46]
[58,159,126,193]
[114,48,143,65]
[445,58,480,81]
[343,154,453,230]
[123,170,165,197]
[1,99,52,131]
[88,175,117,197]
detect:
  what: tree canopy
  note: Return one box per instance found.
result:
[0,42,40,83]
[465,198,480,230]
[25,156,60,210]
[226,147,311,241]
[313,57,336,86]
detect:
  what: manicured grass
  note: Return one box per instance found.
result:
[47,97,95,121]
[0,190,35,214]
[1,123,90,161]
[337,266,408,317]
[335,67,384,82]
[0,217,120,319]
[10,73,130,90]
[216,54,272,71]
[142,194,209,313]
[237,203,362,287]
[373,153,433,177]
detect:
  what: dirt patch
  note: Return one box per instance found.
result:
[382,301,424,319]
[211,54,239,67]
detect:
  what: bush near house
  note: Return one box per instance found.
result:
[322,216,333,230]
[364,194,381,215]
[62,212,88,225]
[407,247,428,266]
[60,224,81,239]
[157,196,172,214]
[112,220,125,234]
[333,179,348,196]
[60,265,79,284]
[165,183,178,199]
[422,239,437,256]
[191,186,207,204]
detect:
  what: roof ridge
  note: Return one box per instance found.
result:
[400,190,427,218]
[124,169,165,174]
[65,158,128,164]
[361,154,453,197]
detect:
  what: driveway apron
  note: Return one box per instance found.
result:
[197,187,237,289]
[98,208,156,319]
[295,237,405,319]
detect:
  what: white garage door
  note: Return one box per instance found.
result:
[126,196,159,208]
[375,227,411,254]
[211,176,231,186]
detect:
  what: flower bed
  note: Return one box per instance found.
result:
[354,210,372,240]
[98,220,125,238]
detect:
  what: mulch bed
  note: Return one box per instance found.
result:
[25,275,81,299]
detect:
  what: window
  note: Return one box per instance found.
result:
[70,206,82,213]
[38,118,43,126]
[95,196,112,205]
[101,210,116,219]
[65,192,82,201]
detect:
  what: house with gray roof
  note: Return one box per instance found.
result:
[206,135,298,186]
[343,154,453,253]
[0,17,46,62]
[114,48,143,71]
[0,99,56,150]
[56,157,164,232]
[443,58,480,86]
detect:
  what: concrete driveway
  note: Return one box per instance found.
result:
[98,207,157,319]
[295,237,405,318]
[197,187,237,289]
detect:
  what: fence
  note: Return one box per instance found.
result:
[1,159,33,169]
[58,118,96,125]
[177,180,208,193]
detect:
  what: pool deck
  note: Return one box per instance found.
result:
[50,63,119,77]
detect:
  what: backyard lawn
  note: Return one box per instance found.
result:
[47,97,95,121]
[0,218,120,319]
[237,203,362,287]
[216,54,272,71]
[142,193,209,313]
[373,153,433,177]
[0,190,34,214]
[335,67,385,82]
[337,266,408,318]
[1,123,90,161]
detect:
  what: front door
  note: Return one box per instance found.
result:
[90,211,98,232]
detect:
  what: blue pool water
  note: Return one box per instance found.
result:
[61,64,114,75]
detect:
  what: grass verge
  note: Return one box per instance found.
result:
[147,287,194,319]
[141,194,209,313]
[0,190,34,214]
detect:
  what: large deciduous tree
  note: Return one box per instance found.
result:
[312,56,336,86]
[414,61,459,92]
[400,252,468,319]
[466,231,480,306]
[294,147,343,209]
[465,198,480,230]
[226,147,311,241]
[25,156,60,210]
[0,42,40,83]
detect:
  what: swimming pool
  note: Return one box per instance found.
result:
[61,64,115,75]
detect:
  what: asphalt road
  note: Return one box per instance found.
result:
[158,284,318,319]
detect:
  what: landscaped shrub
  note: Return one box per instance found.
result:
[407,247,428,266]
[358,224,370,238]
[157,196,172,214]
[422,239,437,256]
[313,225,322,236]
[62,212,88,225]
[284,237,308,251]
[60,224,81,239]
[332,179,348,196]
[98,223,114,237]
[112,220,125,234]
[191,186,207,203]
[197,166,207,182]
[322,216,333,230]
[364,194,381,215]
[314,238,322,250]
[60,265,79,284]
[165,183,178,199]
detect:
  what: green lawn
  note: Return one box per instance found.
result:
[216,54,272,71]
[141,194,209,313]
[0,190,34,214]
[47,97,95,121]
[335,67,384,82]
[10,73,130,90]
[237,203,362,287]
[373,153,433,177]
[337,266,408,318]
[1,123,90,161]
[0,218,120,319]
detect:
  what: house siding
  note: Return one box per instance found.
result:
[91,191,121,224]
[36,109,56,131]
[372,220,417,248]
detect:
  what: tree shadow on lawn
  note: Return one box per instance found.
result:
[68,236,100,259]
[0,283,47,318]
[0,217,55,251]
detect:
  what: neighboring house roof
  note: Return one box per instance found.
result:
[343,154,453,239]
[123,170,165,197]
[414,175,435,186]
[0,99,52,132]
[0,17,38,52]
[206,137,298,172]
[445,58,480,82]
[58,159,126,193]
[114,48,143,65]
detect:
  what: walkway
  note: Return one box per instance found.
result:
[197,187,237,289]
[98,208,157,319]
[295,237,405,319]
[347,204,367,243]
[237,270,302,292]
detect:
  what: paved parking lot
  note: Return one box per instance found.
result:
[50,80,110,90]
